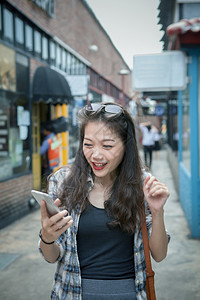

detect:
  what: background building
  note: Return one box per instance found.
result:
[158,0,200,238]
[0,0,132,228]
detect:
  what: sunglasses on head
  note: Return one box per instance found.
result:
[85,103,123,115]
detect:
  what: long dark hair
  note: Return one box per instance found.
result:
[58,103,145,233]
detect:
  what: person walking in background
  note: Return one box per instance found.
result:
[154,127,162,159]
[40,122,60,187]
[38,103,170,300]
[139,121,156,169]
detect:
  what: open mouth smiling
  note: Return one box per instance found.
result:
[92,162,108,170]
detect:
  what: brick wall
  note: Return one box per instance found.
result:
[0,174,34,229]
[8,0,132,95]
[30,58,45,82]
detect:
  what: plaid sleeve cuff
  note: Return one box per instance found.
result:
[38,239,64,263]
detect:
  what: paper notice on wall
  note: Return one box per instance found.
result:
[16,142,23,154]
[17,106,23,125]
[17,106,30,126]
[22,110,30,126]
[19,125,28,140]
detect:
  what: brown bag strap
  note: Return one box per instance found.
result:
[141,217,156,300]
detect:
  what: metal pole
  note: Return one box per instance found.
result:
[121,74,125,107]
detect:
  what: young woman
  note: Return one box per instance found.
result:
[39,102,170,300]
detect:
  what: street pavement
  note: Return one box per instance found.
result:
[0,149,199,300]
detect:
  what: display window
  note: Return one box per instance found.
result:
[0,92,31,180]
[0,44,16,92]
[0,44,30,181]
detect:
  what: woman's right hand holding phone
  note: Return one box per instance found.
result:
[40,198,73,244]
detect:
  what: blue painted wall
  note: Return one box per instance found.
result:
[179,49,200,238]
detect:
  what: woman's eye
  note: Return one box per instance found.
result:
[84,143,93,147]
[103,145,113,149]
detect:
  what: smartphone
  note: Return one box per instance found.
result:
[31,190,60,216]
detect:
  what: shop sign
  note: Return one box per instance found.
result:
[133,51,187,92]
[155,105,165,116]
[65,75,89,96]
[29,0,55,17]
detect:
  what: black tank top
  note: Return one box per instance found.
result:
[77,203,135,279]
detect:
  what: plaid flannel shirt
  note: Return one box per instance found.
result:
[39,167,170,300]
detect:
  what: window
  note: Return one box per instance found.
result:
[4,8,14,42]
[0,91,31,181]
[56,45,61,69]
[61,49,66,72]
[82,63,87,75]
[74,58,79,74]
[50,40,56,65]
[66,52,71,74]
[15,16,24,46]
[34,30,41,57]
[42,36,48,61]
[16,53,29,93]
[0,44,16,92]
[182,3,200,19]
[79,62,86,75]
[25,24,33,52]
[71,56,75,74]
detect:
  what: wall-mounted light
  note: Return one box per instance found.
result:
[88,44,99,52]
[118,66,130,75]
[118,66,130,107]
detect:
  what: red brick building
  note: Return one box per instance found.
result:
[0,0,132,228]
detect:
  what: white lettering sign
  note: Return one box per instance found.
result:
[132,51,187,92]
[65,75,89,96]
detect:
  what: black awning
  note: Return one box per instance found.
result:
[32,66,73,103]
